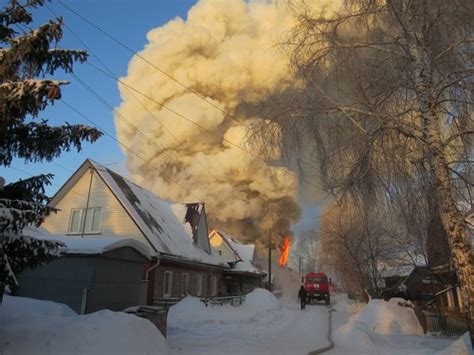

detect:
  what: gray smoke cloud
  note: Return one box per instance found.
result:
[115,0,337,251]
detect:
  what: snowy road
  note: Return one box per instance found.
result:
[166,291,467,355]
[2,291,467,355]
[167,296,330,355]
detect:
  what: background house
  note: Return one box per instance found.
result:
[39,159,228,306]
[209,230,265,294]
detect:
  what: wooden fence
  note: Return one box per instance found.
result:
[153,294,247,308]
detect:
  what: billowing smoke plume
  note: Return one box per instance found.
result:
[115,0,335,250]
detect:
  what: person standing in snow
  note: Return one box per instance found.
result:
[298,285,307,310]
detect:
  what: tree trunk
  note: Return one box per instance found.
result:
[411,14,473,333]
[426,115,474,337]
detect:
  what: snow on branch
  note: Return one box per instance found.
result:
[0,79,68,118]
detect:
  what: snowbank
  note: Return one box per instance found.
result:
[335,297,423,348]
[167,296,208,323]
[332,294,364,315]
[244,288,280,311]
[1,295,76,319]
[348,298,423,335]
[0,296,168,355]
[437,332,473,355]
[168,288,282,328]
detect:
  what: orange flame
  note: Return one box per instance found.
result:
[278,236,292,267]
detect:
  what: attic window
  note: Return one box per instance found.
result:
[68,207,103,234]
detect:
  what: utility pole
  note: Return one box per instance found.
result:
[268,227,272,292]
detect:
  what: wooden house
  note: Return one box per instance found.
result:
[39,159,229,305]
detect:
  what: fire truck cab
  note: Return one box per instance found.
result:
[302,272,330,305]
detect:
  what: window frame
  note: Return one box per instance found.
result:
[211,275,217,297]
[163,271,173,298]
[196,273,203,297]
[67,207,103,235]
[87,207,103,234]
[181,273,190,297]
[68,208,83,234]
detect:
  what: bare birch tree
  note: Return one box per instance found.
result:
[293,230,320,273]
[319,198,405,297]
[251,0,473,329]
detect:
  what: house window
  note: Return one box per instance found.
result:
[211,276,217,296]
[196,274,203,297]
[181,273,190,297]
[163,271,173,298]
[69,209,82,233]
[68,207,103,234]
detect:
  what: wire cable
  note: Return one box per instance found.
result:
[44,2,223,186]
[60,99,208,203]
[69,72,218,199]
[54,0,324,192]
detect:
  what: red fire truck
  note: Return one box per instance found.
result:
[302,272,331,305]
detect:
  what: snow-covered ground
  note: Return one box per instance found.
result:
[167,289,472,355]
[167,288,329,355]
[1,290,471,355]
[0,295,169,355]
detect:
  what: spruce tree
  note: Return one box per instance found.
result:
[0,0,102,301]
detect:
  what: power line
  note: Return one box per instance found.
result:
[47,1,221,197]
[60,99,208,203]
[52,161,75,174]
[54,0,323,192]
[44,3,223,186]
[8,165,106,206]
[85,63,247,152]
[56,0,248,129]
[87,62,327,192]
[70,72,219,199]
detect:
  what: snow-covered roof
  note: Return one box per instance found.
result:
[230,240,255,263]
[380,254,427,278]
[380,265,415,278]
[86,160,226,267]
[232,260,264,274]
[211,230,255,261]
[24,226,152,259]
[210,230,263,274]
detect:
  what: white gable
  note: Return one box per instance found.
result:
[209,230,240,264]
[42,162,150,249]
[209,230,262,274]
